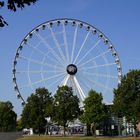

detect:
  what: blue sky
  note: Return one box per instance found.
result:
[0,0,140,116]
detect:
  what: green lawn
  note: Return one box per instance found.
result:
[18,136,140,140]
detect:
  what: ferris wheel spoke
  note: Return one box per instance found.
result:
[27,43,60,65]
[82,71,118,79]
[40,56,46,84]
[27,41,64,68]
[62,22,70,63]
[76,39,102,65]
[47,74,66,88]
[18,84,32,89]
[26,42,47,56]
[78,50,110,68]
[76,74,93,90]
[79,62,116,71]
[16,69,65,74]
[34,32,65,66]
[73,31,90,64]
[19,72,66,89]
[33,72,66,85]
[27,32,64,56]
[73,76,86,101]
[27,52,34,91]
[43,61,64,71]
[45,51,65,68]
[82,74,112,92]
[71,24,78,63]
[19,55,63,70]
[16,70,42,74]
[48,26,66,64]
[74,78,88,97]
[42,69,64,73]
[48,73,68,96]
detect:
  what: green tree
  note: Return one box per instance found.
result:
[80,90,106,136]
[21,87,53,135]
[113,69,140,137]
[16,118,23,131]
[53,86,80,136]
[0,0,38,27]
[0,101,17,132]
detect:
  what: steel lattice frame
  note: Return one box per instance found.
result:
[13,18,122,106]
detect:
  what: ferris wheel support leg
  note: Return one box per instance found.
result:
[71,77,84,106]
[60,74,70,86]
[73,76,86,101]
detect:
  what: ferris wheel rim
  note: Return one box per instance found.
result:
[12,18,122,106]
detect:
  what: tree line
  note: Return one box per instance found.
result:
[0,69,140,136]
[19,70,140,136]
[20,86,81,135]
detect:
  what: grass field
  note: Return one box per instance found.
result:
[18,136,140,140]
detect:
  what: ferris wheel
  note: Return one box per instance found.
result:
[13,18,122,106]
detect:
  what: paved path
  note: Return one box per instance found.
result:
[0,132,23,140]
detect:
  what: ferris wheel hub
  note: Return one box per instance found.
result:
[66,64,77,75]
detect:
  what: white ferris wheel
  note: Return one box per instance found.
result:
[13,18,122,106]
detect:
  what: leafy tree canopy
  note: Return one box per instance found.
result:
[53,86,80,135]
[80,89,106,135]
[81,90,105,124]
[0,101,17,132]
[21,87,53,134]
[0,0,38,27]
[113,69,140,136]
